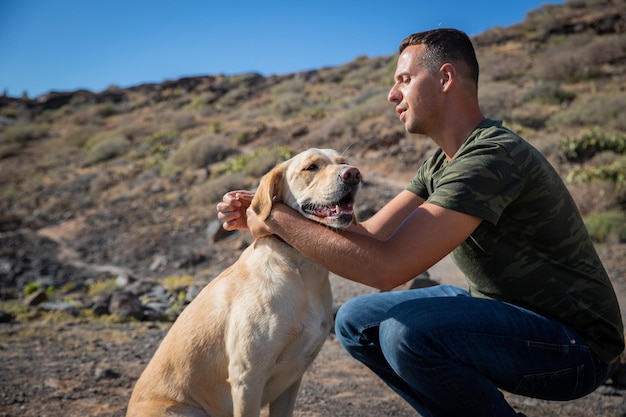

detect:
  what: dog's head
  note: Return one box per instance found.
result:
[250,148,361,229]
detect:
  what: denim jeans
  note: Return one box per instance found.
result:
[334,285,610,417]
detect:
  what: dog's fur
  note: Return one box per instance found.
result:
[127,148,361,417]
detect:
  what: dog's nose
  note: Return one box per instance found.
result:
[339,166,361,185]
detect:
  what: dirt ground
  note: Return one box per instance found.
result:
[2,245,626,417]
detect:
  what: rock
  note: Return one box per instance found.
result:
[91,301,110,316]
[207,219,235,243]
[126,280,156,296]
[618,397,626,417]
[409,271,439,289]
[94,367,120,380]
[0,311,14,323]
[610,361,626,387]
[185,285,201,303]
[144,284,175,304]
[109,290,144,320]
[149,255,168,272]
[24,289,47,306]
[115,274,133,287]
[39,302,79,316]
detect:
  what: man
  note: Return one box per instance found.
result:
[217,29,623,416]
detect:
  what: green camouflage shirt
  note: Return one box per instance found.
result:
[407,119,624,363]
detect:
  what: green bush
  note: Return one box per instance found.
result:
[566,160,626,187]
[88,278,120,298]
[23,282,42,296]
[213,146,294,176]
[560,129,626,161]
[583,210,626,243]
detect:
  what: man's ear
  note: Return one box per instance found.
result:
[440,62,456,92]
[250,164,284,221]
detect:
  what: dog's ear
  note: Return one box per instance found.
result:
[250,164,284,221]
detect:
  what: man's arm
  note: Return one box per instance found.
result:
[249,191,482,291]
[351,190,426,239]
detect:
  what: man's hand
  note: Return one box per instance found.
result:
[216,190,255,231]
[246,205,274,239]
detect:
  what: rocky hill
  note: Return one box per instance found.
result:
[0,0,625,319]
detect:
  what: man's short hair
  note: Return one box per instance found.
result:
[399,28,479,86]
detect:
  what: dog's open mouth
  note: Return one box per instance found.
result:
[301,192,355,221]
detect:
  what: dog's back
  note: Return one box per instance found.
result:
[127,237,332,417]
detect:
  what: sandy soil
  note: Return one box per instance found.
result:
[1,250,625,417]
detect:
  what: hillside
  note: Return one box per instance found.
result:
[1,0,625,290]
[1,0,626,415]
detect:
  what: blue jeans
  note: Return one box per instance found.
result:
[334,285,610,417]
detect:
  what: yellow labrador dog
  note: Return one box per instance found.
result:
[127,148,361,417]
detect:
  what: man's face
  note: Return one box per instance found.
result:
[388,45,441,136]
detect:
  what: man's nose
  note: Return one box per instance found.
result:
[388,85,401,103]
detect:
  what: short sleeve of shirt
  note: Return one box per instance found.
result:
[407,122,525,225]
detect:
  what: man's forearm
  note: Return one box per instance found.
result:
[266,204,392,289]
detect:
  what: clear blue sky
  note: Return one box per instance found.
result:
[1,0,564,98]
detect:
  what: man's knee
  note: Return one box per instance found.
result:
[378,300,445,365]
[334,296,364,343]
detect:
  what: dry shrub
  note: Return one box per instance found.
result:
[166,134,236,174]
[583,210,626,243]
[164,109,197,132]
[191,172,249,206]
[65,125,101,147]
[342,56,393,87]
[72,106,103,126]
[84,132,131,166]
[522,82,576,105]
[1,122,48,143]
[239,152,283,178]
[510,102,551,129]
[581,34,626,66]
[270,90,305,117]
[342,87,390,123]
[567,181,623,215]
[478,81,519,120]
[478,50,529,81]
[533,33,625,81]
[548,94,626,130]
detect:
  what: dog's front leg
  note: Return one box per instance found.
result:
[230,373,264,417]
[269,377,302,417]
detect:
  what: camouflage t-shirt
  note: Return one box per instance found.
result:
[407,119,624,364]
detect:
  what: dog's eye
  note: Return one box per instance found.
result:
[304,163,318,171]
